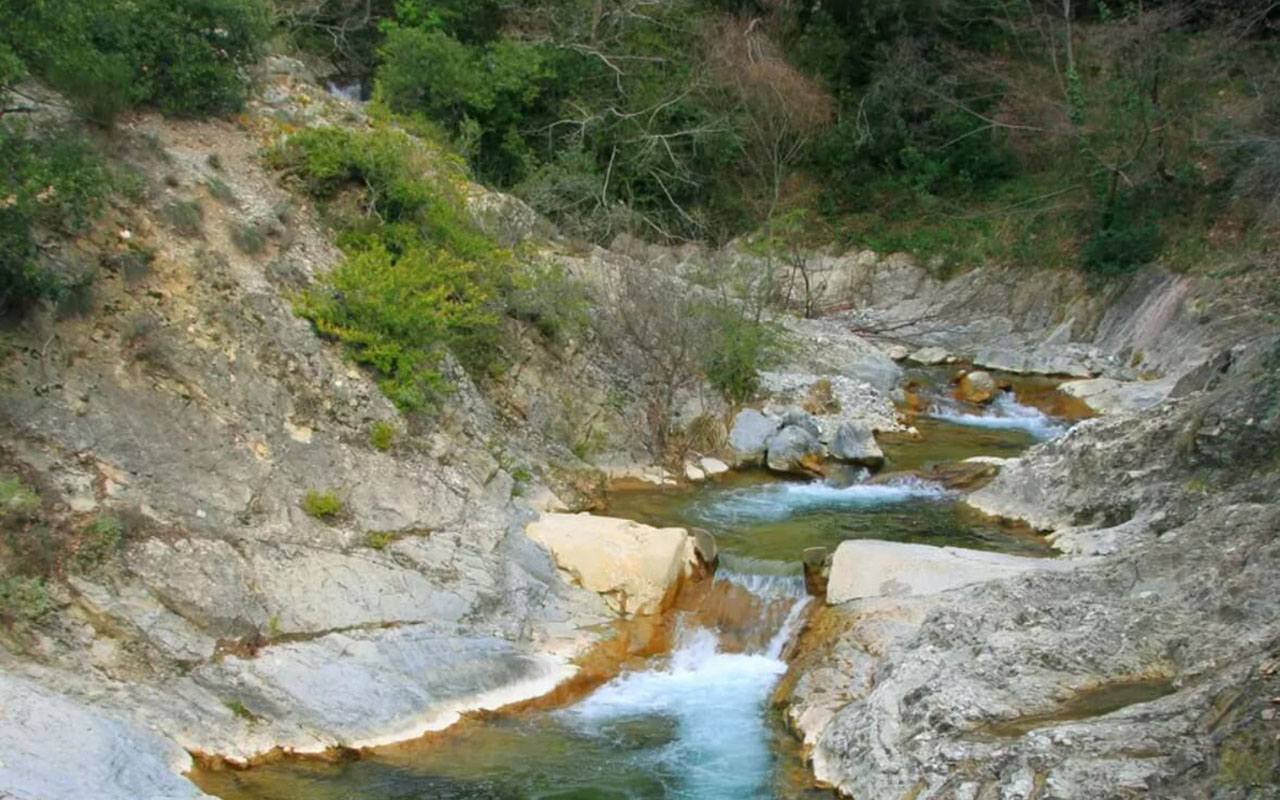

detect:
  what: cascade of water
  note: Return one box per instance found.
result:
[564,569,814,799]
[929,391,1065,440]
[689,477,951,525]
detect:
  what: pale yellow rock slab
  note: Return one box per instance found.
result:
[525,513,696,616]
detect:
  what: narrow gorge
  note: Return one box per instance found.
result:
[1,3,1278,799]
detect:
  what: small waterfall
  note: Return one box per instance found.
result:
[564,565,814,799]
[929,391,1065,440]
[688,477,951,525]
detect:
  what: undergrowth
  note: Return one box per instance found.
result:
[270,125,513,411]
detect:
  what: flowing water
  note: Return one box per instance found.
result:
[192,370,1083,800]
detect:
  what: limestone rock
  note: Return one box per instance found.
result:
[766,425,825,475]
[828,421,884,467]
[0,671,209,800]
[826,540,1075,604]
[698,457,730,476]
[684,462,706,482]
[525,513,696,616]
[956,370,998,404]
[885,344,910,361]
[780,407,822,439]
[728,408,781,465]
[909,346,950,365]
[1059,376,1177,415]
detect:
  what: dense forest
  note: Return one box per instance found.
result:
[2,0,1278,313]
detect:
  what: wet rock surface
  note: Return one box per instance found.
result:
[780,340,1280,799]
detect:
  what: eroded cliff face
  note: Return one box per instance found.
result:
[0,61,631,798]
[779,342,1280,798]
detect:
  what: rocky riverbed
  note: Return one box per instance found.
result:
[1,58,1277,800]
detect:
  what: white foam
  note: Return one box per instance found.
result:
[690,477,949,524]
[564,597,811,798]
[930,392,1065,440]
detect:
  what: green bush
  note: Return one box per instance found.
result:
[363,531,397,549]
[505,261,590,342]
[0,0,270,122]
[0,475,39,523]
[0,575,49,622]
[0,127,112,314]
[700,305,784,406]
[272,126,510,410]
[1082,221,1163,277]
[161,200,204,238]
[74,515,124,570]
[301,489,343,519]
[369,420,396,451]
[228,219,267,253]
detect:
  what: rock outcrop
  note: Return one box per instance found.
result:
[825,540,1072,603]
[779,338,1280,799]
[827,420,883,467]
[524,513,699,616]
[766,424,825,475]
[728,408,782,465]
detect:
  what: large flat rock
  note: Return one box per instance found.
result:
[525,513,697,616]
[0,671,209,800]
[1059,376,1177,415]
[826,540,1073,604]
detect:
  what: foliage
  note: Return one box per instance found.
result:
[505,261,591,343]
[228,219,268,253]
[700,302,783,406]
[74,515,124,570]
[364,530,397,549]
[0,127,112,315]
[271,126,511,410]
[0,0,270,122]
[301,489,343,518]
[0,475,39,523]
[0,576,49,622]
[279,0,1278,271]
[369,420,396,451]
[161,200,204,238]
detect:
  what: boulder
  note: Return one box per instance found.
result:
[525,513,696,617]
[728,409,781,465]
[956,370,998,404]
[826,540,1074,604]
[766,425,825,475]
[909,346,951,365]
[885,344,910,361]
[698,457,730,476]
[781,407,822,439]
[828,421,884,467]
[684,463,707,482]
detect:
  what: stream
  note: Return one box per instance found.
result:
[191,369,1088,800]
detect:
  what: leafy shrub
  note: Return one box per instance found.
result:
[161,200,204,237]
[74,515,124,570]
[363,531,397,549]
[505,261,590,342]
[271,126,510,410]
[369,420,396,451]
[0,0,270,122]
[1082,220,1163,277]
[0,475,39,523]
[700,305,784,406]
[204,176,237,206]
[301,489,343,519]
[0,127,112,314]
[0,576,49,622]
[228,219,267,253]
